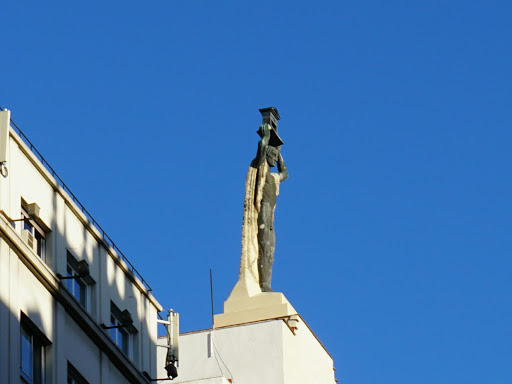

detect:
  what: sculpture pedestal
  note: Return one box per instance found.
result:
[213,291,297,328]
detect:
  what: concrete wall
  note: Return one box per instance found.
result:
[157,319,335,384]
[0,121,163,383]
[282,320,335,384]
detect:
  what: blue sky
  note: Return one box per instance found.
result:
[2,1,511,383]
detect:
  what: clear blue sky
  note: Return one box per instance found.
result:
[2,1,511,383]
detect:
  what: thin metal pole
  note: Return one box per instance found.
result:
[210,268,214,327]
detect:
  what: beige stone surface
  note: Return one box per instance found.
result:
[213,291,297,328]
[234,165,265,298]
[233,162,282,299]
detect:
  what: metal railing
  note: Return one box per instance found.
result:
[0,106,152,291]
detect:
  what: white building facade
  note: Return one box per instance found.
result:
[0,109,164,384]
[157,316,336,384]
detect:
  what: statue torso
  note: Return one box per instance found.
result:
[262,169,277,208]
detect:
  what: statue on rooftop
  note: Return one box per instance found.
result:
[240,107,288,293]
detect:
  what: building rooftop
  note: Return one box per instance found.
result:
[0,106,152,292]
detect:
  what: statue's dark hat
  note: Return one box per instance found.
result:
[257,107,284,147]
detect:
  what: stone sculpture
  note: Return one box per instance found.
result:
[214,108,297,327]
[239,107,288,293]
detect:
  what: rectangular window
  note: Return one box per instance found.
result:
[109,301,137,358]
[67,362,89,384]
[67,264,87,306]
[20,314,50,384]
[20,325,36,383]
[110,314,130,355]
[65,251,94,310]
[21,206,46,261]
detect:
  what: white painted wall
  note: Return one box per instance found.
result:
[0,121,163,383]
[282,320,336,384]
[156,319,335,384]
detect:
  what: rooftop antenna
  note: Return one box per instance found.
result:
[210,268,215,328]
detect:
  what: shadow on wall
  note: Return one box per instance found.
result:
[0,242,52,383]
[59,210,161,381]
[0,212,160,383]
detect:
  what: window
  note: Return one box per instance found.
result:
[20,205,47,261]
[110,315,130,355]
[20,314,50,384]
[65,251,94,310]
[21,324,41,384]
[67,362,89,384]
[67,263,86,306]
[109,301,137,358]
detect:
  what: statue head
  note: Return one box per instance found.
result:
[266,146,279,167]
